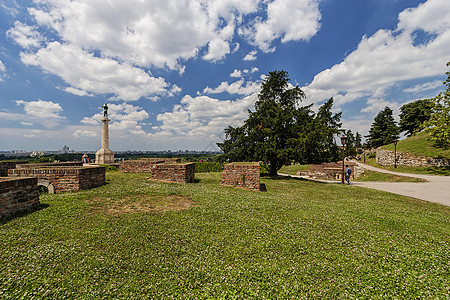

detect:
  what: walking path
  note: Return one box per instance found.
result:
[349,162,450,207]
[280,162,450,207]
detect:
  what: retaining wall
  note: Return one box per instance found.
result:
[307,161,363,180]
[152,163,195,183]
[376,149,450,167]
[220,162,260,190]
[0,177,39,220]
[119,158,181,173]
[15,162,83,169]
[0,161,29,176]
[8,166,106,193]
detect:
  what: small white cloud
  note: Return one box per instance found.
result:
[73,130,98,138]
[64,87,94,97]
[202,79,261,95]
[243,50,257,61]
[203,38,230,61]
[6,21,44,49]
[404,80,444,93]
[16,99,64,119]
[230,69,242,78]
[0,60,5,81]
[20,121,33,126]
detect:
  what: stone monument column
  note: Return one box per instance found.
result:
[95,105,115,164]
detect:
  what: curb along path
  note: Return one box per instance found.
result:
[279,162,450,207]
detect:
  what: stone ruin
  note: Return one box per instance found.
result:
[120,158,195,183]
[5,162,106,194]
[220,162,261,191]
[0,177,40,220]
[376,148,450,167]
[297,161,364,180]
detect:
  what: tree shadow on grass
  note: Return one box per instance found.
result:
[0,203,49,225]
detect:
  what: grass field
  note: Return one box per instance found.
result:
[1,172,449,299]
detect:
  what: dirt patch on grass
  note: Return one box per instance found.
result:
[88,194,196,215]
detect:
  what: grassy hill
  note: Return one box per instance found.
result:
[381,131,450,159]
[1,172,448,298]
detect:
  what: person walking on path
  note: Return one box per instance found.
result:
[345,165,352,185]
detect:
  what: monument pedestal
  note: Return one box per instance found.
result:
[95,117,115,164]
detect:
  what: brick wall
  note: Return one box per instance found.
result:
[8,166,106,193]
[119,158,181,173]
[376,149,450,167]
[0,177,39,220]
[15,162,83,169]
[152,163,195,183]
[220,162,260,190]
[302,161,363,180]
[0,161,29,176]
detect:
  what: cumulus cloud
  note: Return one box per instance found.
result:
[20,42,173,101]
[73,130,98,138]
[243,50,257,61]
[304,0,450,109]
[7,21,44,49]
[241,0,321,52]
[202,79,261,95]
[155,94,258,138]
[0,99,65,128]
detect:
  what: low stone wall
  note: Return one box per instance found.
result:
[0,161,29,176]
[0,177,39,220]
[119,158,181,173]
[8,166,106,193]
[15,162,83,169]
[220,162,260,190]
[376,149,450,167]
[305,161,363,180]
[152,163,195,183]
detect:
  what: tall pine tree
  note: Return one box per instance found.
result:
[366,107,399,148]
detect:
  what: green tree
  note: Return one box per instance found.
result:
[424,62,450,148]
[399,99,433,136]
[217,70,341,175]
[366,107,399,148]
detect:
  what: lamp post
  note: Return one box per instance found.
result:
[393,139,398,168]
[363,142,367,163]
[341,135,347,184]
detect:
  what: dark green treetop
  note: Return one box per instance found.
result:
[366,106,399,148]
[399,99,433,137]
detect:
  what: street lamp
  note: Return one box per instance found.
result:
[363,142,367,163]
[393,139,398,168]
[341,135,347,184]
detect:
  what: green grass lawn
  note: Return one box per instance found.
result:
[1,172,449,299]
[381,131,450,159]
[279,164,310,175]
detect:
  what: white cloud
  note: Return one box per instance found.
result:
[73,130,98,138]
[243,50,257,61]
[16,99,64,119]
[403,80,444,93]
[155,94,258,139]
[0,60,5,81]
[202,79,261,95]
[203,38,230,61]
[6,21,43,49]
[230,69,242,78]
[20,42,173,101]
[242,0,321,52]
[0,100,65,128]
[304,0,450,108]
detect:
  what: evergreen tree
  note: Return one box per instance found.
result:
[366,107,399,148]
[217,70,341,175]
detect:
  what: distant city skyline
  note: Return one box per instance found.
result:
[1,0,449,151]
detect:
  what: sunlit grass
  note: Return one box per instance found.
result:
[1,172,448,298]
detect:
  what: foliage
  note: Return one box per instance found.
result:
[399,99,433,137]
[100,164,118,172]
[217,70,341,175]
[366,107,399,148]
[343,129,362,157]
[382,131,450,159]
[1,172,448,298]
[424,62,450,149]
[195,162,224,173]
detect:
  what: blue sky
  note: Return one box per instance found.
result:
[0,0,449,151]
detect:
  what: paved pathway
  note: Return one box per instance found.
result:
[280,162,450,207]
[349,162,450,207]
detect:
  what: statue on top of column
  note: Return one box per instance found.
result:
[102,103,108,118]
